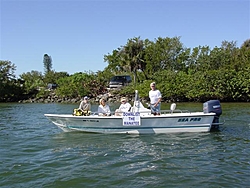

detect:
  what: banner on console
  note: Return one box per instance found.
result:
[122,112,141,126]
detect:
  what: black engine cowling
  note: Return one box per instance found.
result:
[203,100,222,116]
[203,100,222,130]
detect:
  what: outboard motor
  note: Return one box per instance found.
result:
[203,100,222,130]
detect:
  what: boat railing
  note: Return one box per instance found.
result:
[133,109,191,115]
[160,109,190,114]
[89,111,122,116]
[87,109,191,116]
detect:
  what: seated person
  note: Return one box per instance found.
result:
[115,97,131,116]
[78,96,91,112]
[98,98,111,116]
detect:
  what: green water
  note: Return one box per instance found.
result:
[0,102,249,187]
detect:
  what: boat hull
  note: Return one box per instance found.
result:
[44,112,216,134]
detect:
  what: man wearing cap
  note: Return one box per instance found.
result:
[115,97,132,116]
[149,82,162,115]
[78,96,91,112]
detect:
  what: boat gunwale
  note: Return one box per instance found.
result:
[44,112,216,119]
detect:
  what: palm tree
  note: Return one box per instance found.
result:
[121,37,147,83]
[43,54,52,74]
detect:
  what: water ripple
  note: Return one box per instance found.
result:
[0,103,250,187]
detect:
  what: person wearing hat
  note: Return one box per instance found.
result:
[78,96,91,112]
[149,82,162,115]
[98,98,111,116]
[115,97,132,116]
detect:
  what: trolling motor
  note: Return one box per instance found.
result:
[203,100,222,130]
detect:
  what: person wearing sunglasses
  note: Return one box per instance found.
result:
[98,98,111,116]
[115,97,131,116]
[78,96,91,112]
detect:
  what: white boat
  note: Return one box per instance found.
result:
[44,91,223,134]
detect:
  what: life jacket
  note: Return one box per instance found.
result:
[73,109,91,116]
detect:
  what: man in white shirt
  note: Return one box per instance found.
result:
[149,82,162,115]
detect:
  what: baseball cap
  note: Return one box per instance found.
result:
[121,97,127,102]
[150,82,156,86]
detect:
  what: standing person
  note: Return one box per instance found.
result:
[115,97,131,116]
[78,96,91,112]
[149,82,162,115]
[98,98,111,116]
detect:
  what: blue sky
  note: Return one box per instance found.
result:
[1,0,249,77]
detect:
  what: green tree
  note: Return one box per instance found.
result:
[238,39,250,70]
[144,37,186,73]
[104,37,146,84]
[20,70,44,95]
[56,72,92,98]
[43,54,52,74]
[121,37,147,83]
[43,70,69,85]
[0,60,23,101]
[0,60,16,81]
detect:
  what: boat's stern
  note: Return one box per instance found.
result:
[203,100,223,131]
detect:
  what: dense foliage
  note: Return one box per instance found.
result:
[0,37,250,102]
